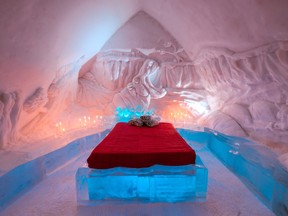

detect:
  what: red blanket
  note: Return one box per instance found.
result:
[87,122,196,169]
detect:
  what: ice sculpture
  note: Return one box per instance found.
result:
[0,0,286,153]
[0,8,287,159]
[23,88,48,114]
[114,42,287,151]
[112,59,167,112]
[20,58,83,139]
[271,104,288,131]
[4,41,288,155]
[0,92,21,149]
[1,41,287,153]
[77,51,147,111]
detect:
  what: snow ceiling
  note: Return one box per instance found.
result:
[1,0,288,152]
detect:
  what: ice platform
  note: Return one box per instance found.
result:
[206,129,288,216]
[76,156,208,205]
[178,127,288,216]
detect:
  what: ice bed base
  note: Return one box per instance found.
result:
[76,156,208,205]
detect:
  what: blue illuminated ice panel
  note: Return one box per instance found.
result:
[203,128,288,215]
[76,156,208,205]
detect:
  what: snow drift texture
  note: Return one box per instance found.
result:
[0,0,288,156]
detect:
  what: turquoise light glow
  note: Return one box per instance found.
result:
[76,156,208,204]
[115,106,154,121]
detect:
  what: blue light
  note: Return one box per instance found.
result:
[77,157,208,204]
[178,128,288,215]
[114,106,154,122]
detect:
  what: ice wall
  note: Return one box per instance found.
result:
[1,0,288,152]
[0,0,141,103]
[75,10,288,151]
[76,41,288,150]
[0,0,141,148]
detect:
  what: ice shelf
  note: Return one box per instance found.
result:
[178,128,288,216]
[0,129,111,212]
[76,156,208,205]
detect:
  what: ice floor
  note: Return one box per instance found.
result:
[1,141,274,216]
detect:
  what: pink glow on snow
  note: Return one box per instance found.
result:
[0,1,288,214]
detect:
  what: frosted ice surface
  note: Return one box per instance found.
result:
[76,156,207,205]
[179,128,288,216]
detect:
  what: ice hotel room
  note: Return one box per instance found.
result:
[0,0,288,215]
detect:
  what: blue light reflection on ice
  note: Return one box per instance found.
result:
[88,175,197,202]
[178,128,288,216]
[114,106,154,122]
[76,157,208,205]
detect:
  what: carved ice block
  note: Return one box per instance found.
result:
[76,156,208,205]
[206,128,288,215]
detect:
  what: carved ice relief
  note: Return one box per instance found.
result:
[23,87,48,113]
[112,59,167,111]
[20,58,83,138]
[0,92,21,148]
[249,100,278,123]
[222,103,253,126]
[270,104,288,131]
[3,42,287,150]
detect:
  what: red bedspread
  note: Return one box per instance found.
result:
[87,122,196,169]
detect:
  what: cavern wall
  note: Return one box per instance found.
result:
[1,0,288,152]
[77,41,288,150]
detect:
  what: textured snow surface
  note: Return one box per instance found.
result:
[1,143,274,216]
[1,1,288,159]
[0,2,287,214]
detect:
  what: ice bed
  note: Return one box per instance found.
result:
[76,122,208,205]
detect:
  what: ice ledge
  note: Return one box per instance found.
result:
[178,128,288,216]
[0,128,111,212]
